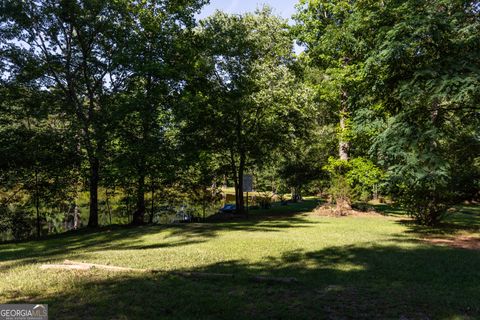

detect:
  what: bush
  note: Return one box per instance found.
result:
[398,186,452,226]
[329,175,352,210]
[324,157,384,204]
[0,205,34,241]
[257,196,272,209]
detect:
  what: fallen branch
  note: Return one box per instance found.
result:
[40,264,91,271]
[40,260,298,284]
[63,260,143,273]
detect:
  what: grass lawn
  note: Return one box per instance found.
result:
[1,200,479,319]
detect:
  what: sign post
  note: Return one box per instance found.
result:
[243,174,253,215]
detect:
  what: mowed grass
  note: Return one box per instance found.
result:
[1,200,479,319]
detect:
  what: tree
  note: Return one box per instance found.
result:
[294,0,368,209]
[1,0,135,227]
[277,125,335,201]
[0,85,79,239]
[111,0,207,225]
[294,0,367,161]
[295,0,480,224]
[352,0,480,224]
[179,8,313,214]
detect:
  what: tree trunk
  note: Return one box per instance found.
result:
[105,189,112,225]
[339,55,350,160]
[35,169,40,238]
[73,204,80,229]
[291,187,302,202]
[339,102,349,161]
[132,173,146,225]
[234,178,239,210]
[236,152,245,215]
[87,158,99,228]
[223,175,227,189]
[149,181,155,224]
[337,84,351,212]
[229,149,240,212]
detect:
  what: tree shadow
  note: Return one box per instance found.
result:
[0,204,319,270]
[0,225,196,271]
[6,243,479,319]
[165,215,318,240]
[372,203,480,236]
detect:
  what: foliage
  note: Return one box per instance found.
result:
[0,205,34,240]
[0,84,80,237]
[364,0,480,224]
[296,0,480,223]
[107,0,206,224]
[0,0,208,228]
[324,157,384,203]
[277,124,335,200]
[179,7,313,213]
[347,157,384,201]
[1,0,479,232]
[178,152,224,219]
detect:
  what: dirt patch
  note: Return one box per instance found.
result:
[424,235,480,250]
[310,203,382,218]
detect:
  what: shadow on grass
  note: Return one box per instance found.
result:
[163,199,321,240]
[0,201,320,268]
[165,216,318,241]
[0,226,170,271]
[372,203,480,236]
[6,243,479,320]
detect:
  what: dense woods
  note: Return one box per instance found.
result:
[1,0,479,240]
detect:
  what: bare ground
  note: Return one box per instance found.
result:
[310,203,382,218]
[424,235,480,250]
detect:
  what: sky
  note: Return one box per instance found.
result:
[196,0,298,21]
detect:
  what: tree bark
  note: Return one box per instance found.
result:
[339,54,350,160]
[222,175,227,189]
[337,83,351,212]
[105,189,112,225]
[149,181,155,224]
[35,169,41,238]
[339,101,349,161]
[132,173,146,225]
[229,149,240,211]
[73,204,80,229]
[237,152,246,215]
[291,187,302,202]
[87,157,99,228]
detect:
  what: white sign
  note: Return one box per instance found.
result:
[243,174,253,192]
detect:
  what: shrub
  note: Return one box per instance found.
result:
[398,184,452,226]
[0,205,34,241]
[324,157,384,204]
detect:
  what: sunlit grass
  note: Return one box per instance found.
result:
[1,200,479,319]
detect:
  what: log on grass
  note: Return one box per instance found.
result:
[63,260,144,272]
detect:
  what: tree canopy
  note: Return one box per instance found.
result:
[0,0,479,239]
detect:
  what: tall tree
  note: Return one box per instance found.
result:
[294,0,365,161]
[363,0,480,224]
[180,8,312,214]
[112,0,207,225]
[294,0,370,210]
[0,85,79,238]
[295,0,480,224]
[1,0,134,227]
